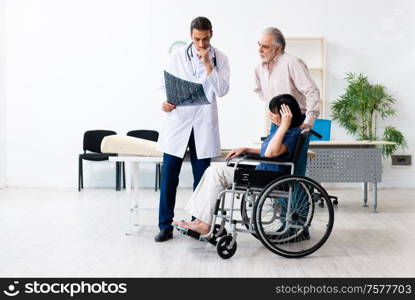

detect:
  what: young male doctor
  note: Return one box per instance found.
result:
[155,17,230,242]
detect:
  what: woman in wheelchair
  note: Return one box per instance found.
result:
[173,94,334,259]
[174,94,303,232]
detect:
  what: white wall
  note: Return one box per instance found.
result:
[4,0,415,188]
[0,0,6,188]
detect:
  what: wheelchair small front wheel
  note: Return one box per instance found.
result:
[208,224,227,245]
[216,235,237,259]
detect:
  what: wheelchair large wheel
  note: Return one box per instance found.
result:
[253,175,334,258]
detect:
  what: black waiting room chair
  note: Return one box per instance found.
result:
[78,130,125,191]
[126,130,161,191]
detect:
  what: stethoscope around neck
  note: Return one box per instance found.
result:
[186,43,217,76]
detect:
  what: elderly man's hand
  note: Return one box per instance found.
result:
[300,123,312,130]
[162,101,176,112]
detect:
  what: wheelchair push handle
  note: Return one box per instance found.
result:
[308,129,322,139]
[300,128,322,139]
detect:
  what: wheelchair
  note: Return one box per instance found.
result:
[195,129,335,259]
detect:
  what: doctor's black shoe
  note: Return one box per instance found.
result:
[154,228,173,242]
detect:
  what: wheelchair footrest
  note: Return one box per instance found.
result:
[173,224,201,239]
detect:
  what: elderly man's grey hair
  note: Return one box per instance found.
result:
[263,27,286,53]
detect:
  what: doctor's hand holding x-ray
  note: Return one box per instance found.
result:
[162,101,176,112]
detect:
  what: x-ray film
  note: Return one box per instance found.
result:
[164,71,210,106]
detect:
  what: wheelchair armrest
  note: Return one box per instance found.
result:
[226,156,258,168]
[227,163,257,169]
[226,156,242,167]
[227,154,295,175]
[243,154,288,163]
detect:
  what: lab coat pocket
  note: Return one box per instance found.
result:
[167,107,182,122]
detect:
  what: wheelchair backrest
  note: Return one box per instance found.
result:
[291,130,313,176]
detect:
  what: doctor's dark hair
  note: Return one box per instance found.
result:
[190,17,212,34]
[269,94,303,128]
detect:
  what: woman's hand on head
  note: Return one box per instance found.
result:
[225,147,246,160]
[280,104,292,129]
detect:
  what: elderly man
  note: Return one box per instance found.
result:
[255,27,320,130]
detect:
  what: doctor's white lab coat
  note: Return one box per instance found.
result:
[157,44,230,159]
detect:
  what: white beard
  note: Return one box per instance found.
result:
[261,57,271,63]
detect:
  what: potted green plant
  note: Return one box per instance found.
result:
[331,72,406,157]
